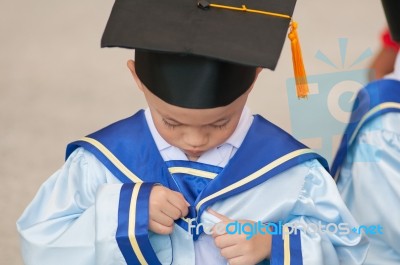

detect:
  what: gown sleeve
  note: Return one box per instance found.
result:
[272,160,369,265]
[16,148,166,265]
[337,112,400,264]
[201,159,369,265]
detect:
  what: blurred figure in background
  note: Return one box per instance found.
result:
[332,0,400,264]
[368,28,399,81]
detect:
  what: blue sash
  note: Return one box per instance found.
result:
[331,79,400,178]
[66,110,328,265]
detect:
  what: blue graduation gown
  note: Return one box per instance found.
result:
[17,110,368,265]
[332,79,400,178]
[333,79,400,265]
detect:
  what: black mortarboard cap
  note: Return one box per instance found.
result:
[102,0,306,108]
[381,0,400,42]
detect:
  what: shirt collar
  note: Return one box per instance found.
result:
[144,108,171,151]
[223,106,252,149]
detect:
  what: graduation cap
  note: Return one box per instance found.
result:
[381,0,400,42]
[102,0,308,108]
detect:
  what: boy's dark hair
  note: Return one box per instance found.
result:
[381,0,400,42]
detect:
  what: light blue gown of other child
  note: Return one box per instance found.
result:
[335,53,400,265]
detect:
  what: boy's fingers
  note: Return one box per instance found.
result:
[211,222,227,238]
[151,211,175,227]
[149,220,174,235]
[149,186,189,219]
[167,191,190,217]
[208,209,233,238]
[160,202,183,220]
[208,208,231,222]
[226,256,248,265]
[172,190,190,207]
[220,244,242,260]
[214,233,236,248]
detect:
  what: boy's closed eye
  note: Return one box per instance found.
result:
[209,120,229,130]
[162,118,230,130]
[162,118,181,129]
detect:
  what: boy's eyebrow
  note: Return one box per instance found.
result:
[163,117,183,124]
[209,118,230,124]
[164,116,230,125]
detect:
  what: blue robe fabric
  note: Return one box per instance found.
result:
[331,79,400,178]
[66,110,328,263]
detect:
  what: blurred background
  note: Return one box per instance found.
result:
[0,0,386,264]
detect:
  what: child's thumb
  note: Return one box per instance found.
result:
[207,208,231,222]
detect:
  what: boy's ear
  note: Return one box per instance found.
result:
[256,67,263,76]
[127,60,144,92]
[245,67,263,95]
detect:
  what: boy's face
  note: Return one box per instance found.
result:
[128,60,254,161]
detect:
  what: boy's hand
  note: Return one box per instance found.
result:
[209,209,272,265]
[149,185,190,234]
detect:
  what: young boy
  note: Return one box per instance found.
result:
[17,0,368,264]
[332,0,400,264]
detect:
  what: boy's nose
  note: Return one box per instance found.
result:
[183,131,208,148]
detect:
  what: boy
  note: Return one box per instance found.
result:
[332,0,400,264]
[17,0,368,264]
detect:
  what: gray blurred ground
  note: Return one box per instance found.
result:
[0,0,385,264]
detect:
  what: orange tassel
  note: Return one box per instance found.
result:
[288,21,309,99]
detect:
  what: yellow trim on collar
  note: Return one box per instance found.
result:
[79,137,142,183]
[168,167,218,179]
[195,148,314,211]
[349,102,400,145]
